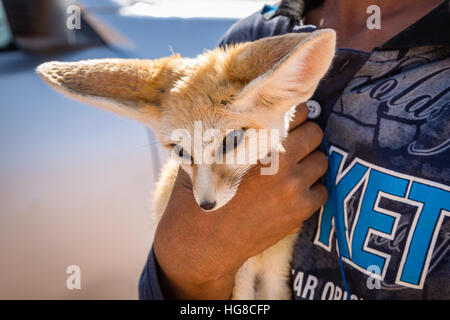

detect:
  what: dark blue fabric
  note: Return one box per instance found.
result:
[139,246,164,300]
[218,9,316,47]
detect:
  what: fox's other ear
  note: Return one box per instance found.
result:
[36,57,183,130]
[233,29,336,113]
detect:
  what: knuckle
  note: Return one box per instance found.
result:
[307,121,324,140]
[289,103,309,131]
[314,151,329,172]
[302,122,324,150]
[299,151,329,177]
[292,192,318,220]
[314,184,329,204]
[286,175,302,193]
[296,103,309,119]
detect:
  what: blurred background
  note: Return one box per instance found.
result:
[0,0,270,299]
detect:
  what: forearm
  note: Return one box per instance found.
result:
[153,181,237,299]
[155,256,235,300]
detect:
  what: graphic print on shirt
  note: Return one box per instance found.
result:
[315,146,449,289]
[314,46,450,291]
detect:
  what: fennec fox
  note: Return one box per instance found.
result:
[37,29,336,299]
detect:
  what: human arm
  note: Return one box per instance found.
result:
[151,104,329,299]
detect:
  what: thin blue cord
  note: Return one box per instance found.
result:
[322,137,351,300]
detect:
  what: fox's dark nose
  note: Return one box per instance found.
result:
[200,201,216,211]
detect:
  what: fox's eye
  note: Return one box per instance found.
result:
[222,128,245,154]
[173,145,193,163]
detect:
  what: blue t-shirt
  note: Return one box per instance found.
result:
[139,0,450,300]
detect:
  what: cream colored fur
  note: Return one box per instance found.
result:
[36,30,336,300]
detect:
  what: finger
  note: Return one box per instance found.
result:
[284,187,326,228]
[288,103,309,131]
[283,121,324,164]
[296,151,329,186]
[306,183,329,213]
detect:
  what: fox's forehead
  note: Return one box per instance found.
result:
[168,64,245,106]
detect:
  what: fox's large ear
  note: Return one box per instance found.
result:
[231,29,336,114]
[36,57,184,130]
